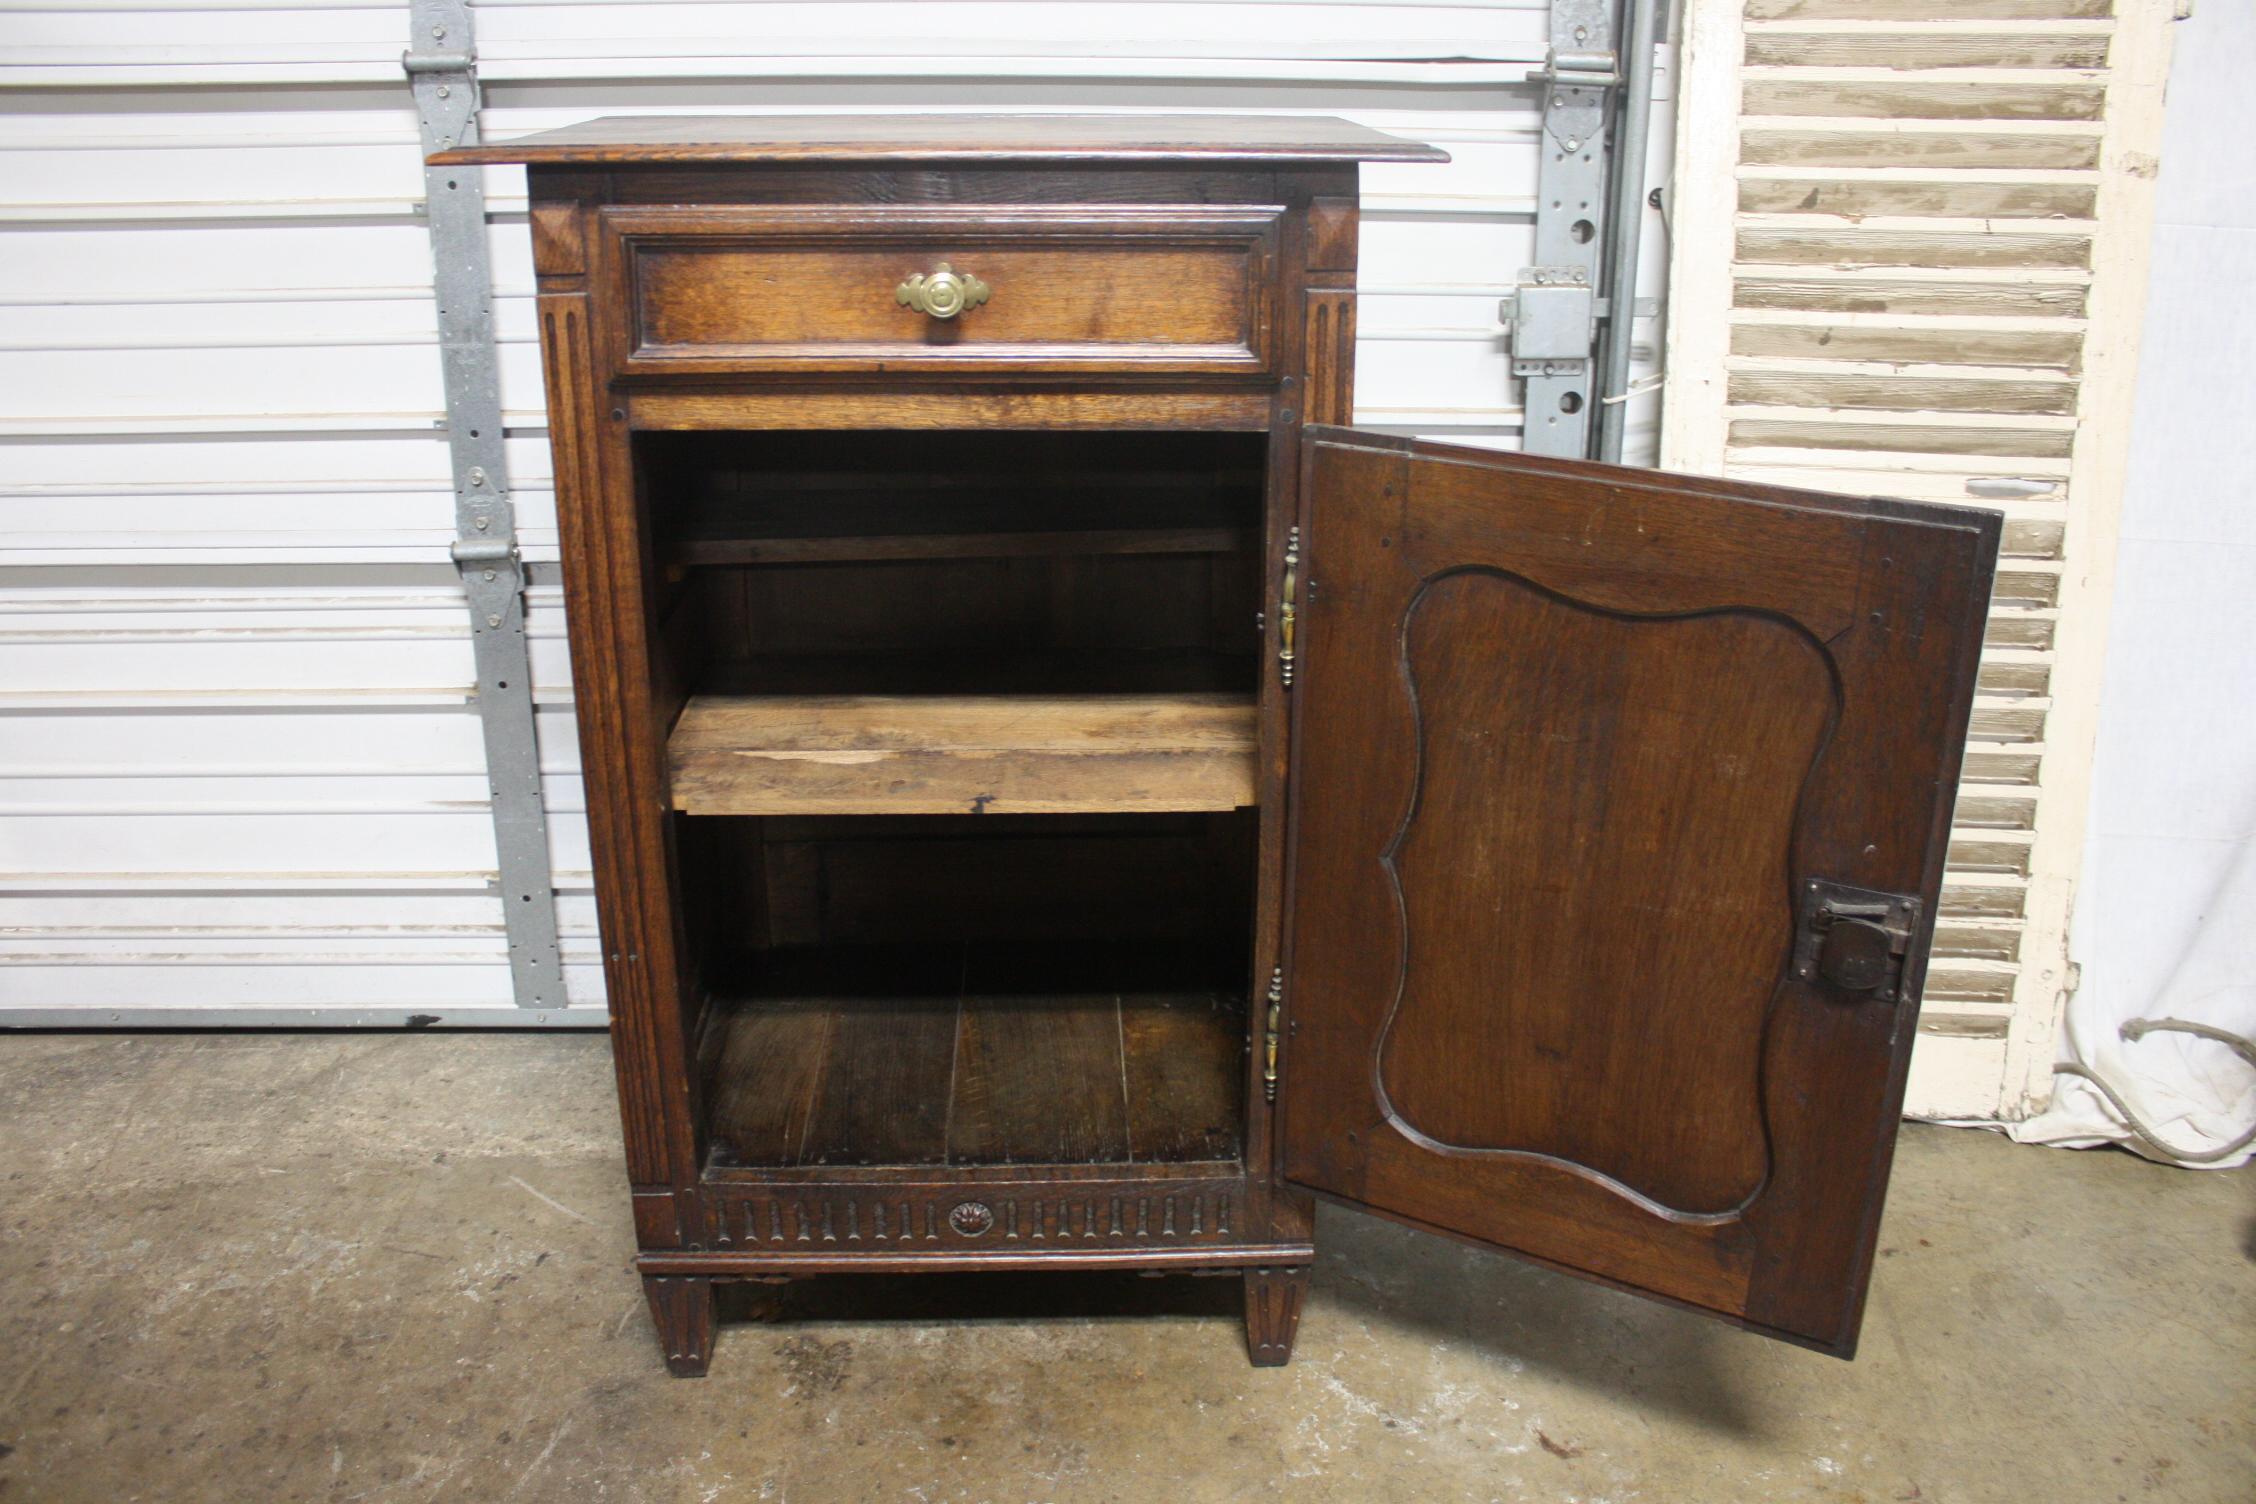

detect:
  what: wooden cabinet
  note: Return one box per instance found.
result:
[435,115,2000,1377]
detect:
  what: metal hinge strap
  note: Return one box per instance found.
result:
[405,0,562,1011]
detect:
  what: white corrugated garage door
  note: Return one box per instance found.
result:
[0,2,1672,1024]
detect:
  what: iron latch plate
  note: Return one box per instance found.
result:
[1793,879,1921,1002]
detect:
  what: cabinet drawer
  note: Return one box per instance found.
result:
[602,206,1282,378]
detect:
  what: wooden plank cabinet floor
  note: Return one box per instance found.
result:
[435,115,2001,1376]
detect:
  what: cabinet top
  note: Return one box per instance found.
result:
[429,113,1449,168]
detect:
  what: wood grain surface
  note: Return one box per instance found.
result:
[705,980,1244,1170]
[433,113,1449,167]
[668,693,1258,815]
[614,206,1279,376]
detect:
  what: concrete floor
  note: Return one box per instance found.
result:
[0,1034,2248,1504]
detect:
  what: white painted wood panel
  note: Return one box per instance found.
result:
[1662,0,2175,1118]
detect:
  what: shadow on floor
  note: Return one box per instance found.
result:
[1314,1219,1768,1439]
[728,1268,1244,1328]
[722,1213,1767,1439]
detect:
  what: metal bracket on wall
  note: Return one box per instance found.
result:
[1518,0,1618,457]
[1500,279,1658,371]
[405,0,563,1012]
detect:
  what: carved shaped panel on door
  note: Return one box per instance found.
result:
[1377,569,1838,1218]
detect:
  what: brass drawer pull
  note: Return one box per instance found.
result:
[896,262,990,320]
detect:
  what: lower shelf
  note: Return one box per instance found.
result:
[705,948,1246,1171]
[667,691,1258,816]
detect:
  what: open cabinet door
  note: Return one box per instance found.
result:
[1278,428,2000,1355]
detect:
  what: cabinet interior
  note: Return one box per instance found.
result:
[639,429,1268,1173]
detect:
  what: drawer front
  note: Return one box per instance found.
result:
[602,206,1283,378]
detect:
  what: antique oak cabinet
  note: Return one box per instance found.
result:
[434,116,1999,1376]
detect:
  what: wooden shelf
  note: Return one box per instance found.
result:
[704,947,1245,1170]
[666,486,1257,566]
[697,649,1256,698]
[668,691,1257,816]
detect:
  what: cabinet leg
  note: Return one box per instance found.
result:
[1242,1265,1310,1367]
[644,1275,716,1378]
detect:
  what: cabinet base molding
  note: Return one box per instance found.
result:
[637,1242,1316,1279]
[696,1176,1258,1253]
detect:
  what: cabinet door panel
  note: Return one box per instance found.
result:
[1279,428,1999,1354]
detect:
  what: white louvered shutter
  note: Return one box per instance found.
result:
[1662,0,2174,1117]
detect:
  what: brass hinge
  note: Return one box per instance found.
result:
[1263,966,1284,1102]
[1278,526,1300,689]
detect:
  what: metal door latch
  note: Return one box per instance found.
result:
[1501,267,1595,380]
[1793,879,1921,1002]
[1499,274,1661,379]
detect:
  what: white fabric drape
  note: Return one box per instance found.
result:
[2010,0,2256,1169]
[2016,840,2256,1167]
